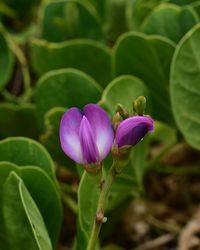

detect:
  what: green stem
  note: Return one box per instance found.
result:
[86,163,117,250]
[3,29,32,102]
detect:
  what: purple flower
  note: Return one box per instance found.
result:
[60,104,114,165]
[115,116,154,148]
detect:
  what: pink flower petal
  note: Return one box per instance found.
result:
[59,108,84,164]
[116,116,154,147]
[84,104,114,160]
[79,116,100,164]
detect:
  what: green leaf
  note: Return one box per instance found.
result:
[169,0,199,6]
[30,38,112,87]
[104,0,128,42]
[0,103,39,139]
[2,172,52,250]
[0,137,55,179]
[126,0,166,30]
[0,162,62,249]
[99,75,149,115]
[41,0,102,42]
[85,0,105,18]
[192,1,200,18]
[113,32,175,125]
[77,171,100,250]
[108,137,150,211]
[141,4,198,43]
[1,0,41,30]
[170,24,200,149]
[34,68,102,130]
[0,31,15,90]
[41,107,75,170]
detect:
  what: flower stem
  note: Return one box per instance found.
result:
[86,162,118,250]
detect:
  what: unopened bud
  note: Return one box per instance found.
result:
[112,112,123,130]
[116,104,129,119]
[133,96,146,116]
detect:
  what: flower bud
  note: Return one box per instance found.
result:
[112,112,123,130]
[133,96,146,116]
[115,116,154,148]
[116,104,129,119]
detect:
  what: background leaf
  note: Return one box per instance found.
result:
[0,31,15,90]
[170,24,200,149]
[126,0,166,30]
[34,68,102,130]
[2,172,52,250]
[100,75,149,115]
[141,4,198,43]
[30,38,112,87]
[41,0,102,42]
[169,0,199,6]
[0,137,55,179]
[41,107,75,170]
[0,103,39,139]
[113,32,175,125]
[0,162,62,249]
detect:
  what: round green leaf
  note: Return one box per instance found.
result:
[34,68,102,129]
[2,172,52,250]
[126,0,165,30]
[170,24,200,149]
[0,137,55,179]
[41,0,102,42]
[142,4,198,43]
[0,31,15,90]
[0,162,62,249]
[113,32,175,125]
[100,75,149,115]
[30,38,112,87]
[0,103,39,139]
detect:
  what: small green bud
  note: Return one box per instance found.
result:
[133,96,146,116]
[116,104,129,119]
[112,112,123,130]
